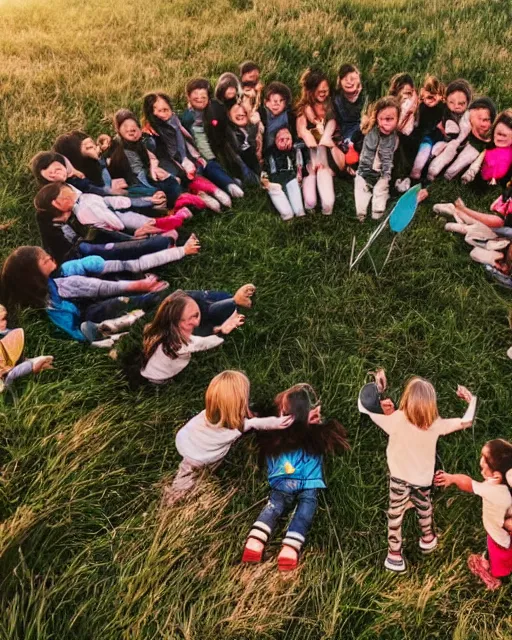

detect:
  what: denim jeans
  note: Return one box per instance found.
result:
[185,290,236,336]
[151,175,183,208]
[202,159,235,191]
[83,291,166,324]
[250,488,319,551]
[79,235,170,261]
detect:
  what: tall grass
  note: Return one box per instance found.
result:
[0,0,512,637]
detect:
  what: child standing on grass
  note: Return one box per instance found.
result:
[241,383,349,571]
[435,439,512,590]
[161,370,293,506]
[358,373,477,572]
[355,97,400,222]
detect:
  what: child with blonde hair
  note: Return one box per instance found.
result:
[435,439,512,591]
[162,370,292,505]
[355,96,400,222]
[358,372,477,572]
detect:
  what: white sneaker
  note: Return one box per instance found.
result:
[395,177,411,193]
[419,535,438,553]
[433,203,457,217]
[295,210,306,218]
[198,192,221,212]
[213,189,232,208]
[228,183,244,198]
[371,210,385,220]
[384,553,406,572]
[99,310,145,335]
[507,346,512,360]
[445,222,468,234]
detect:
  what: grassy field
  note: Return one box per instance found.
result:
[1,0,512,637]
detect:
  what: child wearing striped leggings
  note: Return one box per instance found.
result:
[358,372,477,572]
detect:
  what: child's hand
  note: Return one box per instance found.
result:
[434,470,452,487]
[129,275,168,293]
[111,178,128,191]
[134,222,161,237]
[380,398,395,415]
[456,385,473,403]
[184,234,201,255]
[275,414,295,429]
[150,191,167,206]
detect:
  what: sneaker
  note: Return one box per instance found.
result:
[395,177,411,193]
[295,209,306,218]
[384,553,406,573]
[198,192,221,212]
[228,183,245,198]
[213,188,232,208]
[433,203,457,217]
[507,346,512,360]
[467,553,501,590]
[419,535,438,553]
[322,207,333,216]
[371,211,385,220]
[444,222,468,234]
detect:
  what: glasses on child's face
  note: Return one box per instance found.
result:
[242,80,257,89]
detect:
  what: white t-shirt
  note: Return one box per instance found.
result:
[140,334,224,382]
[176,410,285,465]
[358,399,465,486]
[472,479,512,548]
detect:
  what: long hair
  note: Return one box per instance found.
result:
[30,151,68,185]
[399,376,439,430]
[142,92,173,128]
[108,109,150,183]
[1,246,49,310]
[53,131,104,185]
[142,290,191,363]
[295,67,331,116]
[257,384,349,462]
[205,370,250,431]
[388,73,415,97]
[360,95,400,135]
[34,182,66,221]
[421,74,445,99]
[214,73,242,105]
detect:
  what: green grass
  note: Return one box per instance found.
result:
[1,0,512,637]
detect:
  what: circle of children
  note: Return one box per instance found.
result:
[1,59,512,587]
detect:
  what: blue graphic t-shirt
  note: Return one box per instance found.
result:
[267,449,326,492]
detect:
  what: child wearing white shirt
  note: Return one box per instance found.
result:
[358,372,476,572]
[161,371,292,505]
[435,439,512,590]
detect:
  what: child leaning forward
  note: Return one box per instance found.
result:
[161,370,292,506]
[358,371,477,572]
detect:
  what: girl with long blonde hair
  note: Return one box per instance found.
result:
[162,370,292,505]
[358,371,477,573]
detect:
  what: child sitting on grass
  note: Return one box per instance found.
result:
[141,92,233,211]
[227,103,262,186]
[332,63,366,173]
[435,439,512,590]
[259,81,296,151]
[241,383,349,571]
[161,370,293,506]
[0,240,199,343]
[0,306,54,392]
[179,78,244,199]
[358,371,477,573]
[262,127,305,221]
[409,75,445,183]
[296,68,337,215]
[425,79,473,182]
[355,96,400,222]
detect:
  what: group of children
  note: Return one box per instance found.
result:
[1,60,512,588]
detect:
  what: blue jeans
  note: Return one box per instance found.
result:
[151,175,183,208]
[250,488,318,551]
[185,290,236,336]
[83,291,167,324]
[202,159,235,191]
[79,235,170,261]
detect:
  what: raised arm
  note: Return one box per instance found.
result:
[434,470,474,493]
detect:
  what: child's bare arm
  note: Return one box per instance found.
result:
[434,470,474,493]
